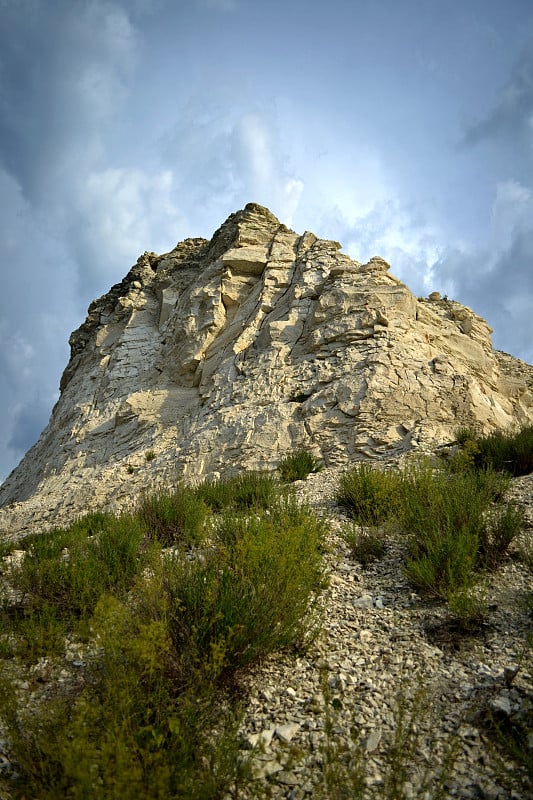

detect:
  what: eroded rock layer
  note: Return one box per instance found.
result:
[1,203,532,534]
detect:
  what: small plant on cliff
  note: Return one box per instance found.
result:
[165,495,326,679]
[341,523,386,565]
[138,485,208,546]
[10,512,147,627]
[278,449,324,482]
[194,470,279,512]
[473,425,533,476]
[449,424,533,476]
[399,463,522,616]
[338,463,404,527]
[339,459,524,628]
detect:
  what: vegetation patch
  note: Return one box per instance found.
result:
[194,470,279,512]
[138,485,208,547]
[341,523,386,566]
[278,449,324,482]
[0,476,326,799]
[338,452,525,629]
[399,464,521,600]
[449,424,533,476]
[337,463,404,526]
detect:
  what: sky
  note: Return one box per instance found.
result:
[0,0,532,482]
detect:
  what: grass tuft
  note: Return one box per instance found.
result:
[337,463,403,526]
[278,449,324,482]
[341,523,386,566]
[138,485,208,546]
[194,471,279,512]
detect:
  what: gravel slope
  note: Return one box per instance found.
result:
[228,469,533,800]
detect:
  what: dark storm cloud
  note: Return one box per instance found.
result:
[463,42,533,149]
[435,228,533,364]
[0,0,136,203]
[7,394,54,454]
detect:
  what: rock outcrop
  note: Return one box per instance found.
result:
[1,203,532,535]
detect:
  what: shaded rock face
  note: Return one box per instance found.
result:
[1,203,532,533]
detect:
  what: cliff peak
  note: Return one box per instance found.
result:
[1,206,532,535]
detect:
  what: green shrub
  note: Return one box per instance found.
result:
[0,475,327,799]
[165,498,326,679]
[446,585,488,630]
[455,426,478,446]
[278,449,323,482]
[475,425,533,476]
[338,463,403,526]
[445,437,480,473]
[478,502,524,569]
[194,471,279,512]
[451,425,533,476]
[341,523,386,566]
[0,595,243,800]
[138,485,208,547]
[400,465,520,599]
[14,601,68,661]
[9,513,146,624]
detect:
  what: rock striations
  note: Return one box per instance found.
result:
[1,203,532,535]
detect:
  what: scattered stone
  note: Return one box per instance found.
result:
[251,759,284,780]
[228,470,533,799]
[245,729,275,749]
[275,723,301,743]
[365,728,382,752]
[353,594,374,608]
[489,693,512,716]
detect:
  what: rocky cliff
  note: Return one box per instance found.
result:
[1,203,532,535]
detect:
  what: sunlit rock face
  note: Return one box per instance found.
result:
[1,203,532,534]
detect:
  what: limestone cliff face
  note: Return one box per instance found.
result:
[1,203,532,535]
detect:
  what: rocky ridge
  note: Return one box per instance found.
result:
[1,203,532,537]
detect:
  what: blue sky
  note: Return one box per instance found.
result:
[1,0,532,481]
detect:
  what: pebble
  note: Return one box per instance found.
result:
[353,593,374,608]
[365,728,382,752]
[274,723,301,743]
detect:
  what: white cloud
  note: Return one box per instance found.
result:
[0,1,139,202]
[490,180,533,250]
[73,167,185,292]
[431,181,533,362]
[298,191,444,298]
[0,323,35,385]
[464,41,533,147]
[232,114,304,224]
[161,104,305,229]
